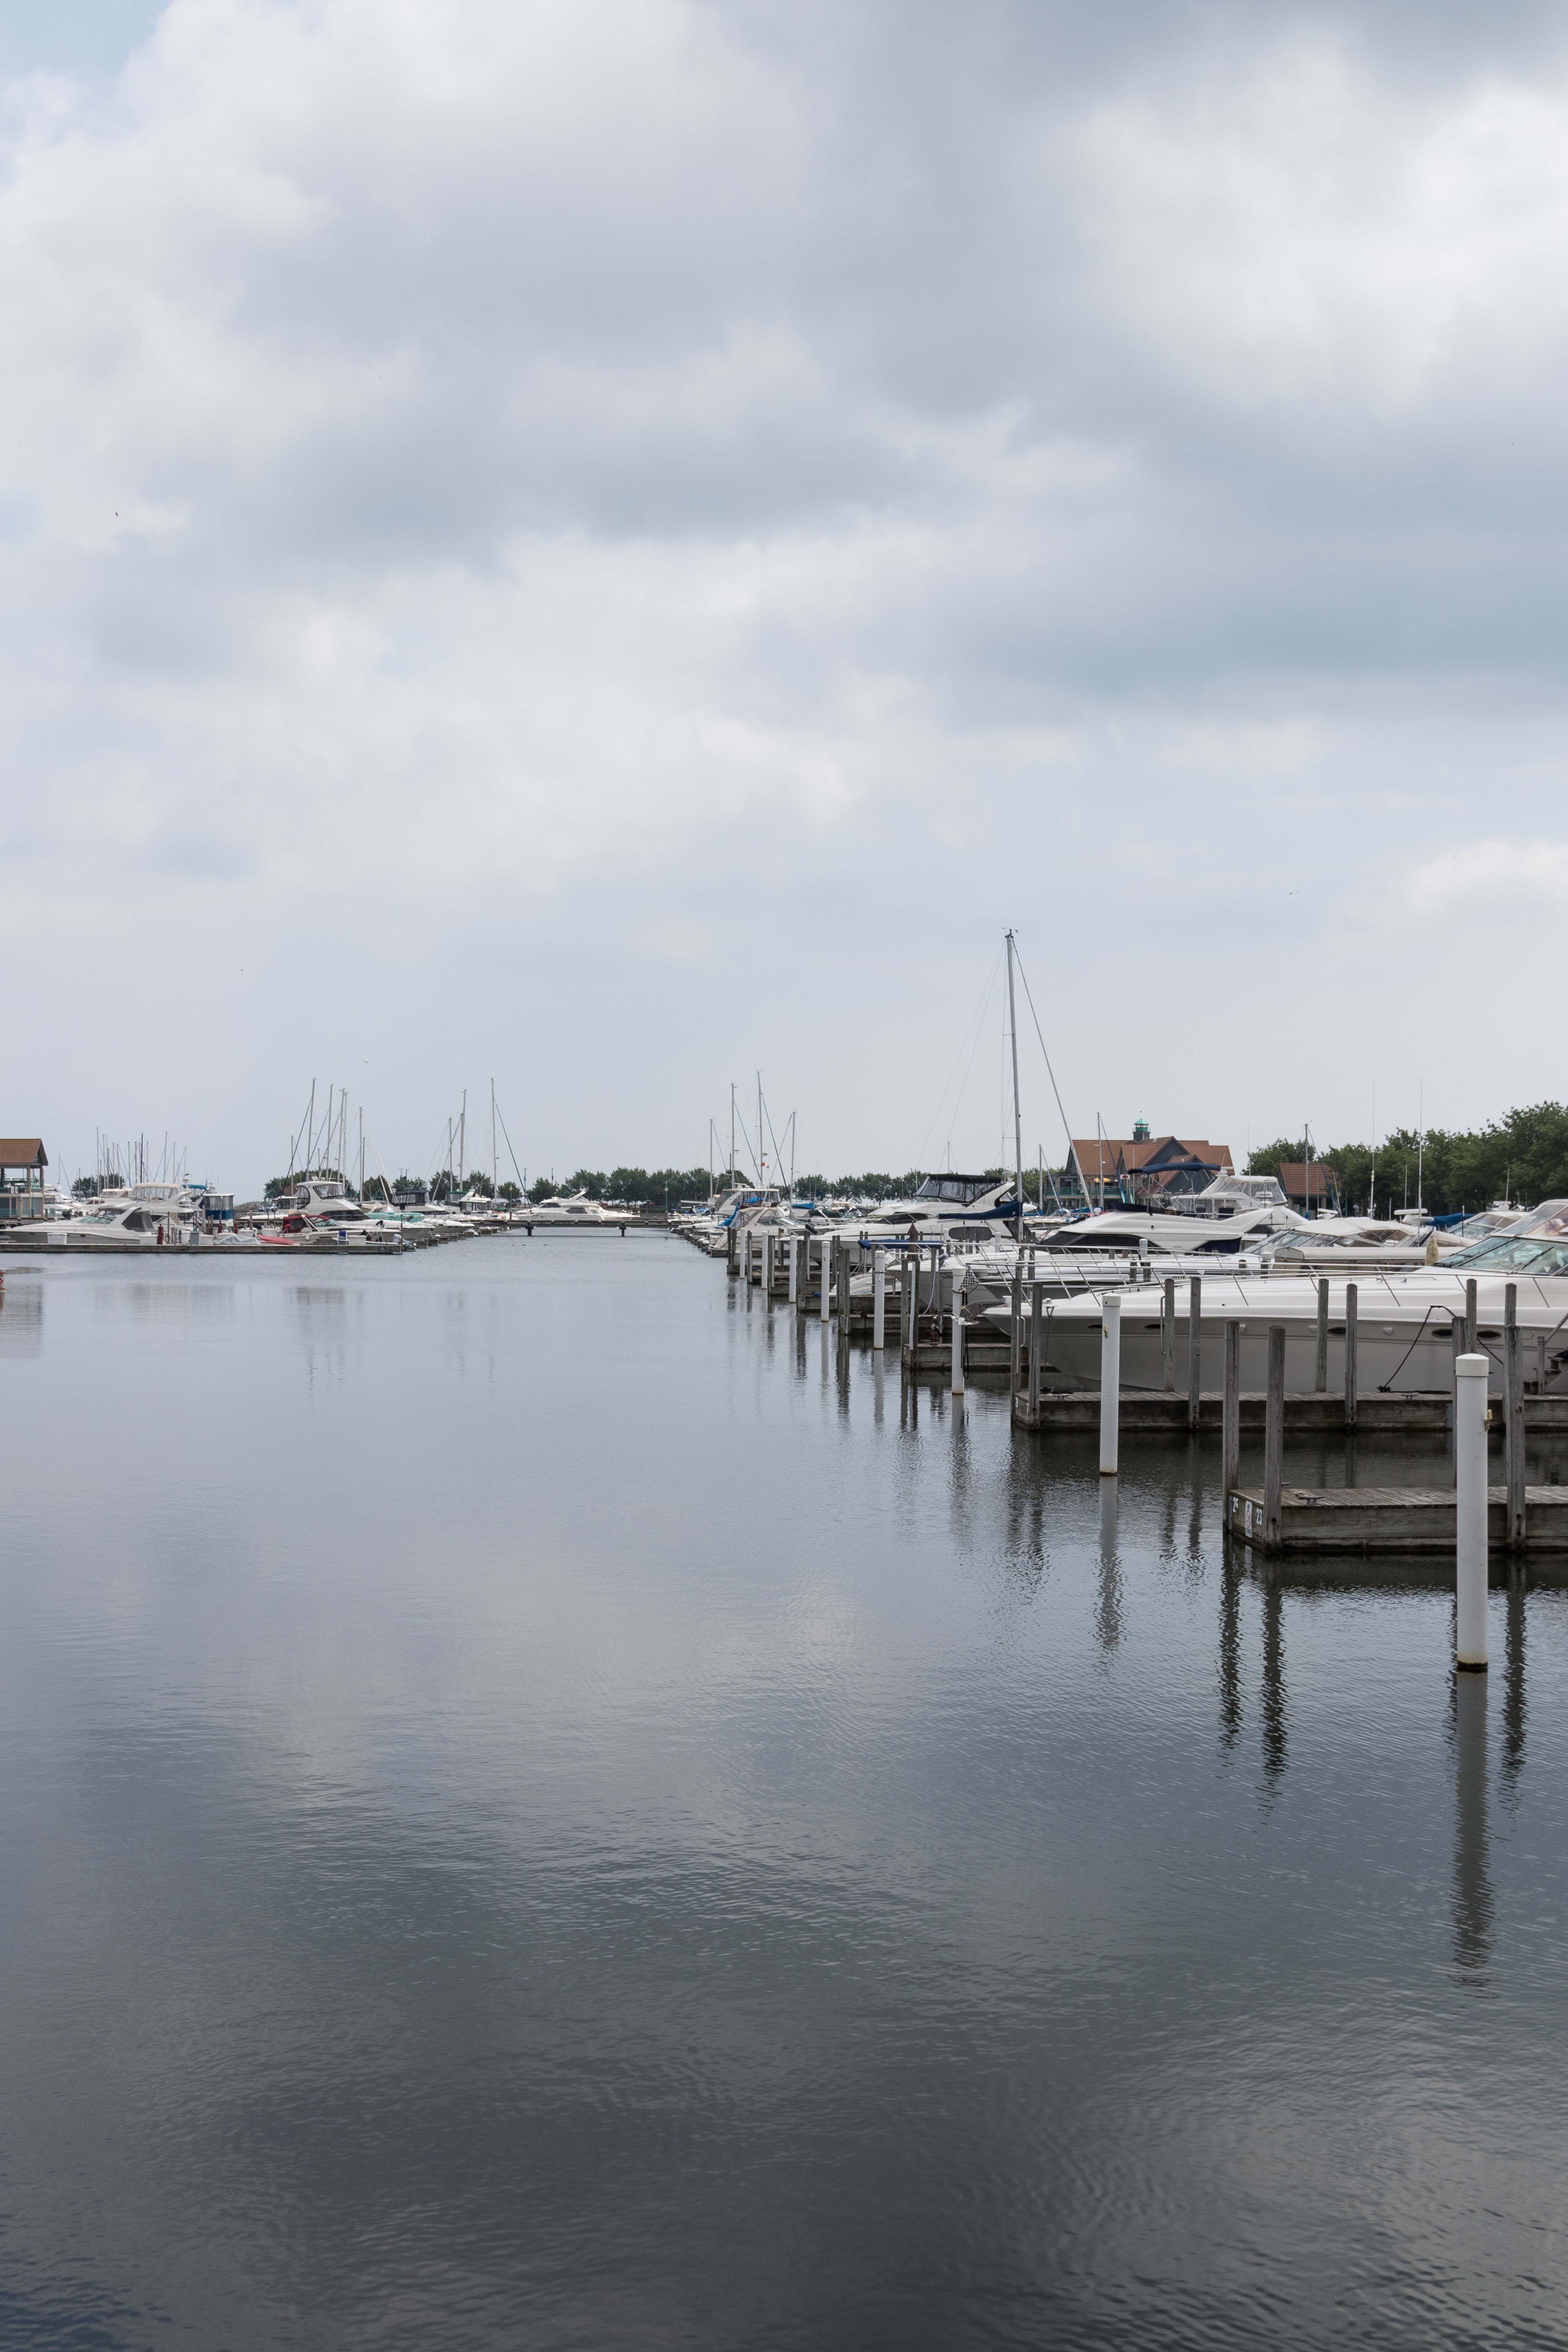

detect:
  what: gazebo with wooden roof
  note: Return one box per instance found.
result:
[0,1139,48,1221]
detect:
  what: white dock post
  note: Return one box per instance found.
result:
[1138,1234,1149,1282]
[1162,1277,1175,1392]
[951,1267,966,1395]
[1099,1292,1122,1476]
[819,1236,830,1324]
[764,1232,774,1296]
[788,1235,799,1305]
[1465,1277,1479,1358]
[872,1248,886,1352]
[1344,1282,1358,1428]
[1456,1351,1490,1670]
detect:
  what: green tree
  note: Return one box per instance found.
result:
[1250,1104,1568,1215]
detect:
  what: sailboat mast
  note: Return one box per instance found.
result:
[491,1079,497,1193]
[1005,930,1024,1243]
[730,1084,736,1191]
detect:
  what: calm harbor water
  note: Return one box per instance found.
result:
[2,1235,1565,2349]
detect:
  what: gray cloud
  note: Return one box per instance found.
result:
[3,0,1568,1184]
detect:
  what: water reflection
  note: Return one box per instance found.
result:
[0,1278,42,1358]
[1502,1574,1527,1813]
[1452,1671,1493,1979]
[1219,1555,1243,1754]
[98,1281,235,1326]
[7,1250,1568,2350]
[1260,1575,1287,1794]
[1097,1480,1122,1655]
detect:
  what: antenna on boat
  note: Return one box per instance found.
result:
[1005,931,1024,1244]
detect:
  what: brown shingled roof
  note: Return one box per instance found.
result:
[0,1138,46,1168]
[1070,1137,1233,1177]
[1278,1161,1336,1199]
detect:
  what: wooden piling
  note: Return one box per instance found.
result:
[1344,1282,1358,1429]
[1264,1325,1285,1550]
[1009,1259,1023,1395]
[1222,1319,1241,1496]
[1027,1279,1043,1414]
[1187,1274,1202,1433]
[1505,1283,1527,1552]
[1162,1277,1175,1393]
[1315,1278,1329,1393]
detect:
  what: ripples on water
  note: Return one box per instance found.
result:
[0,1239,1564,2349]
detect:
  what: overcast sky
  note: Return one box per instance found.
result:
[3,0,1566,1191]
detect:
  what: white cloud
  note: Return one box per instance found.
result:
[1408,837,1568,913]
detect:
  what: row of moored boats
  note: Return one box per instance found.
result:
[672,1172,1568,1399]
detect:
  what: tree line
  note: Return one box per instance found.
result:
[1246,1102,1568,1217]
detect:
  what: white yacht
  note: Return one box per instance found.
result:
[1040,1173,1302,1260]
[983,1200,1568,1397]
[259,1177,404,1249]
[833,1174,1048,1250]
[524,1191,638,1231]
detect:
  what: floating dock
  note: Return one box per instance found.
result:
[1010,1388,1460,1433]
[1226,1484,1568,1554]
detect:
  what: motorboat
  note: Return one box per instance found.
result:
[259,1177,405,1249]
[524,1192,638,1232]
[832,1173,1052,1251]
[21,1201,164,1248]
[1263,1218,1434,1271]
[1039,1173,1303,1260]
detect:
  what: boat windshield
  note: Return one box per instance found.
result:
[1440,1233,1568,1275]
[914,1177,995,1205]
[1442,1202,1568,1273]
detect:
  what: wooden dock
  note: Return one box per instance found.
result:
[904,1340,1011,1373]
[1226,1484,1568,1554]
[1010,1389,1461,1434]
